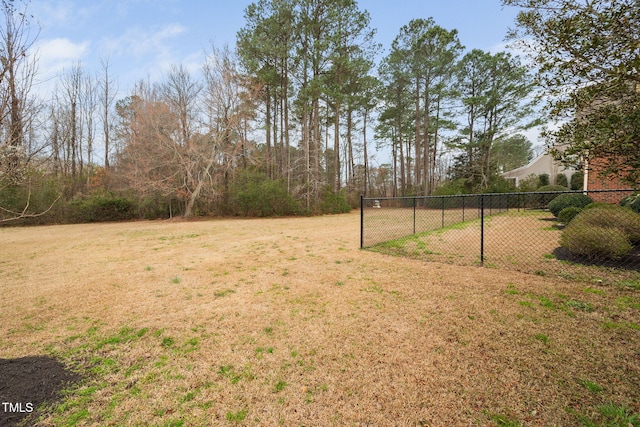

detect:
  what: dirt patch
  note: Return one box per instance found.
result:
[0,356,81,427]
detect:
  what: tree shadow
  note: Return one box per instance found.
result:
[0,355,81,427]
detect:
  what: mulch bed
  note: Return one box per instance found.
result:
[0,356,81,427]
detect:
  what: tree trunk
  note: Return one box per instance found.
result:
[333,101,340,193]
[265,86,272,179]
[414,78,421,192]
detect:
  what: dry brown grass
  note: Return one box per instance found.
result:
[1,212,639,426]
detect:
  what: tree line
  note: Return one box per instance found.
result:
[0,0,636,223]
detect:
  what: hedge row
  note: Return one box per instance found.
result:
[559,204,640,260]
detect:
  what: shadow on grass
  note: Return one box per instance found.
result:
[0,356,81,427]
[553,246,640,273]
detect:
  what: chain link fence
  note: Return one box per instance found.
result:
[360,189,639,283]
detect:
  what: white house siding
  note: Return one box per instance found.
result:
[501,153,576,187]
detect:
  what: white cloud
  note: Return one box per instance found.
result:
[101,23,198,86]
[102,23,187,59]
[37,38,89,64]
[34,38,90,85]
[30,1,72,26]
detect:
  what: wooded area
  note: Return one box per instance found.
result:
[0,0,636,223]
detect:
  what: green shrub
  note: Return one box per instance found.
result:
[555,173,568,188]
[558,207,582,224]
[433,178,470,195]
[518,174,540,192]
[320,189,351,214]
[484,176,516,193]
[584,202,618,210]
[560,224,633,260]
[138,194,171,219]
[572,205,640,244]
[0,174,64,224]
[68,194,136,223]
[570,171,584,190]
[548,193,593,217]
[621,194,640,214]
[537,184,569,192]
[229,170,300,217]
[538,173,550,186]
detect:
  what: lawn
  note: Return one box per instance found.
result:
[1,212,639,426]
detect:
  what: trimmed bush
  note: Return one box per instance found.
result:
[560,224,632,260]
[548,193,593,217]
[570,171,584,190]
[571,205,640,243]
[538,173,550,186]
[560,205,640,260]
[555,173,568,188]
[537,185,569,192]
[620,194,640,214]
[584,202,618,210]
[558,206,582,224]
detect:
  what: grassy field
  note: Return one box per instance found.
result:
[1,211,639,426]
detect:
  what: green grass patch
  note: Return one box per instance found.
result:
[273,380,287,393]
[217,364,253,384]
[214,289,236,298]
[161,337,175,348]
[255,347,274,355]
[575,402,640,426]
[538,296,556,310]
[486,410,523,426]
[616,279,640,291]
[565,299,595,312]
[578,378,603,393]
[534,333,549,344]
[505,284,519,295]
[226,408,248,423]
[616,296,640,310]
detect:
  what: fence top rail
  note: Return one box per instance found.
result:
[362,188,637,202]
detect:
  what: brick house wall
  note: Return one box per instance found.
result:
[585,156,636,203]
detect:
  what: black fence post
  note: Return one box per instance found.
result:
[441,197,445,228]
[480,194,485,266]
[360,194,364,248]
[462,196,465,222]
[413,197,417,235]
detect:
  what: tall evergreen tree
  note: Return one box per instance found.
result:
[381,18,463,195]
[452,49,537,189]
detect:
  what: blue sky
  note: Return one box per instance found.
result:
[31,0,522,95]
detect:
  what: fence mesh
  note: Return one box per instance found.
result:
[361,190,639,283]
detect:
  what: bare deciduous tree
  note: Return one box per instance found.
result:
[0,0,38,180]
[98,56,117,175]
